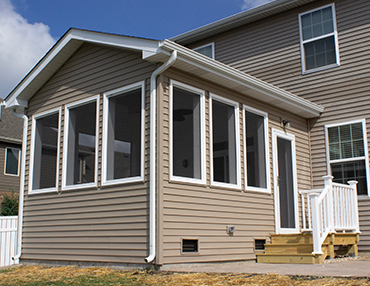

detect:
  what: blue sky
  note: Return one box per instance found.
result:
[0,0,274,98]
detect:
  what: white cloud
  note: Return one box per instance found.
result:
[242,0,275,10]
[0,0,55,98]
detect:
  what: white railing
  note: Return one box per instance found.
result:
[300,176,360,254]
[0,216,18,267]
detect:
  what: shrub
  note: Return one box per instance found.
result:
[0,190,19,216]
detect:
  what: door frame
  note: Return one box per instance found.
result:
[272,128,299,234]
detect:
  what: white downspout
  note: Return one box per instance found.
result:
[11,109,28,264]
[145,50,177,263]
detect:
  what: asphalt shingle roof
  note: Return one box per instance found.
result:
[0,98,23,142]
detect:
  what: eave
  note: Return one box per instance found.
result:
[171,0,317,45]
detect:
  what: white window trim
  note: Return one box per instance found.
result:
[28,107,61,194]
[298,3,340,74]
[62,95,100,191]
[193,42,215,59]
[324,119,370,197]
[243,105,270,193]
[4,147,20,176]
[170,80,206,185]
[209,94,241,190]
[102,81,145,186]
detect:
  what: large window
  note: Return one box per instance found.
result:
[299,4,339,73]
[103,82,144,185]
[210,95,240,187]
[5,148,20,176]
[30,109,60,193]
[171,81,205,183]
[244,107,269,192]
[326,120,369,195]
[63,97,98,189]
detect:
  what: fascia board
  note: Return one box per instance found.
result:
[160,40,324,118]
[5,29,161,108]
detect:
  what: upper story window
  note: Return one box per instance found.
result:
[63,96,99,190]
[244,107,269,192]
[29,109,60,193]
[5,147,20,176]
[193,43,214,59]
[325,120,369,196]
[102,82,145,186]
[299,4,340,73]
[170,81,206,184]
[210,94,240,188]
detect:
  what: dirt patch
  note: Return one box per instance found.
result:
[0,265,369,285]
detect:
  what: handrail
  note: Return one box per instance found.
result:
[300,175,360,255]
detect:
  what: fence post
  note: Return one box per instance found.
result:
[348,180,360,233]
[311,193,323,254]
[323,175,334,233]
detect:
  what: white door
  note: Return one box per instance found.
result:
[272,129,299,234]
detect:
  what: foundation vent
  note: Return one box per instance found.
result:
[255,239,266,250]
[182,239,198,253]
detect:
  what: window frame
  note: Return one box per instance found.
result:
[4,147,20,176]
[209,93,241,189]
[101,81,145,186]
[28,107,62,194]
[169,80,206,185]
[324,119,370,197]
[62,95,100,191]
[298,3,340,74]
[193,43,215,59]
[243,105,270,193]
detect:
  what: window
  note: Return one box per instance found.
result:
[244,107,269,192]
[193,43,214,59]
[210,95,240,188]
[63,97,99,189]
[299,4,339,73]
[102,82,144,185]
[5,148,20,176]
[29,109,60,193]
[170,81,205,184]
[325,120,369,195]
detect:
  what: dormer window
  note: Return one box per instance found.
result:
[193,43,214,59]
[299,4,340,73]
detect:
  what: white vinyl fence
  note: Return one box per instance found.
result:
[0,216,18,267]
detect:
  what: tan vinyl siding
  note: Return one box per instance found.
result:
[22,43,156,264]
[0,143,21,195]
[158,69,311,264]
[189,0,370,251]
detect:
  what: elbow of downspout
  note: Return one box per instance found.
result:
[145,50,177,264]
[11,109,28,264]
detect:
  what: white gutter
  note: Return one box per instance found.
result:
[11,109,28,264]
[145,50,177,263]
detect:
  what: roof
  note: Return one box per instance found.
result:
[171,0,317,45]
[0,99,23,144]
[5,28,323,119]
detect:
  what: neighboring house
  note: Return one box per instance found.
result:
[0,98,22,201]
[3,0,367,267]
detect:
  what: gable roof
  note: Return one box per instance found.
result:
[5,28,323,118]
[171,0,317,45]
[0,99,23,144]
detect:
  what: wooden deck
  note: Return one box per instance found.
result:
[256,233,359,264]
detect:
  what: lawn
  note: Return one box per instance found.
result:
[0,265,368,285]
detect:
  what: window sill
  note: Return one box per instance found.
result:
[211,181,241,191]
[62,182,97,192]
[169,176,206,187]
[102,176,144,187]
[244,186,271,194]
[28,187,58,195]
[302,63,340,75]
[4,173,19,177]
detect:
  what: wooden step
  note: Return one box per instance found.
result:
[264,243,313,254]
[333,233,359,245]
[256,253,324,264]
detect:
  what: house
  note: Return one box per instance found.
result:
[3,0,367,267]
[0,98,23,201]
